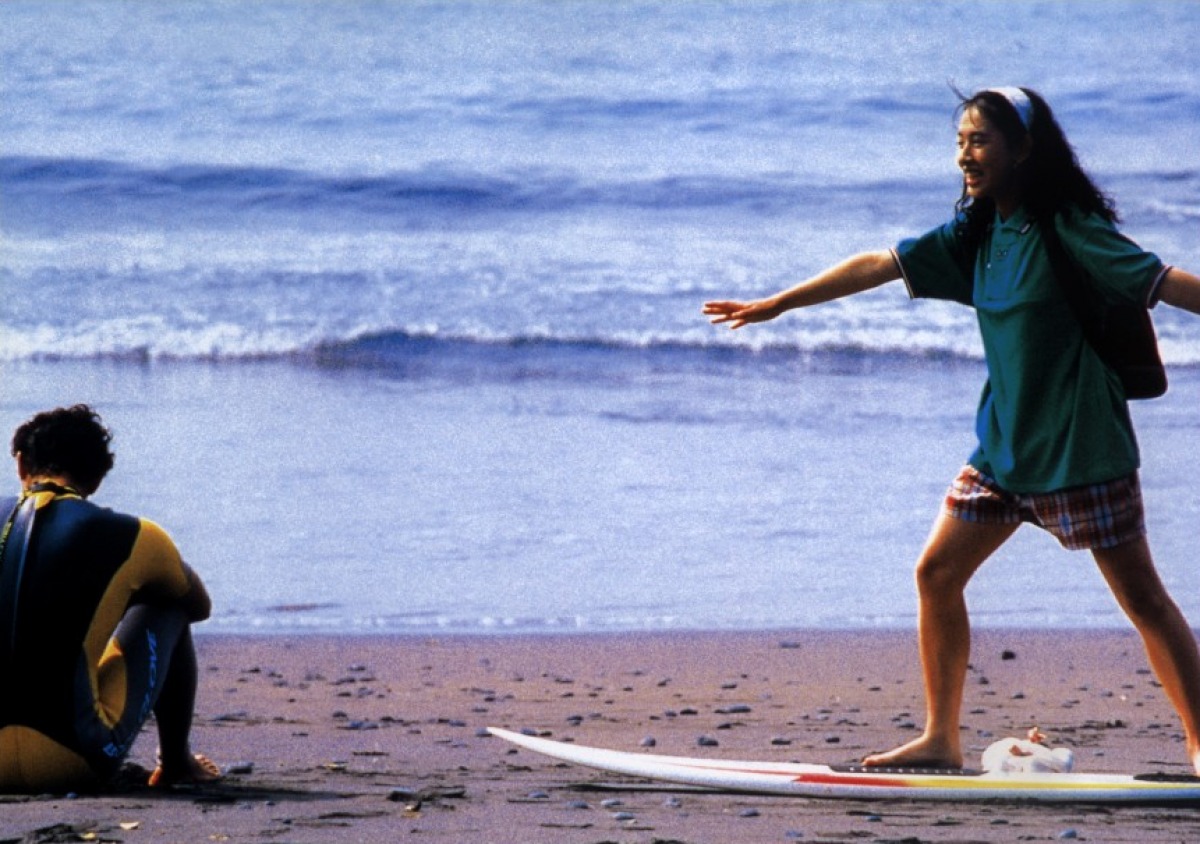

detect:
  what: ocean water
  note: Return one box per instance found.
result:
[2,1,1198,634]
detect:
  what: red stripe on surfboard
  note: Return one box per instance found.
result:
[663,761,917,789]
[792,771,916,788]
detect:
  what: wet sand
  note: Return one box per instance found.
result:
[3,629,1199,843]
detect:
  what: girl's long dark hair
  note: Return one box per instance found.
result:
[953,86,1117,244]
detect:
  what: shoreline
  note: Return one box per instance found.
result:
[194,624,1177,637]
[4,628,1199,843]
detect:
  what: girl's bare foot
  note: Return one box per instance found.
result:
[862,735,962,770]
[148,752,222,787]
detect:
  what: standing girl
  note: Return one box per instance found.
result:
[704,87,1200,773]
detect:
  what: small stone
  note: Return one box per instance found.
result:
[1058,830,1079,840]
[211,710,250,722]
[697,735,719,747]
[340,720,377,731]
[640,736,657,748]
[1002,649,1017,660]
[739,808,760,817]
[600,798,623,808]
[613,811,636,821]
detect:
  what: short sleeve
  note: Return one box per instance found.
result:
[126,519,191,600]
[892,218,975,306]
[1055,212,1167,308]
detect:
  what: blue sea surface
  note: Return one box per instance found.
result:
[2,1,1198,633]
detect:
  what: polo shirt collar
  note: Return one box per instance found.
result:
[995,204,1033,234]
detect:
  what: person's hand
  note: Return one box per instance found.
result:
[702,298,780,329]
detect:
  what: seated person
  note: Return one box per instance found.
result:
[0,405,219,791]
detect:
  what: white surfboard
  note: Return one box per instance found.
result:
[489,727,1200,804]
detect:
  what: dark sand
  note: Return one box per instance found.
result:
[3,629,1199,843]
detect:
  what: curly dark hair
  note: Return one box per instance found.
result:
[953,86,1118,243]
[11,404,115,494]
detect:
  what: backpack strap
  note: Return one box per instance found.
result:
[1038,215,1105,346]
[1038,213,1167,399]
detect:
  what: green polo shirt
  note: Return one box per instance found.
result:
[893,205,1167,493]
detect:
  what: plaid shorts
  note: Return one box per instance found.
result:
[944,465,1146,551]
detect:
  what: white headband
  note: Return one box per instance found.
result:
[986,87,1034,131]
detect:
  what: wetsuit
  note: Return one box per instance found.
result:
[0,483,193,791]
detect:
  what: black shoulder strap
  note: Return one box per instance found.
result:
[1039,213,1167,399]
[1038,214,1107,345]
[0,495,38,668]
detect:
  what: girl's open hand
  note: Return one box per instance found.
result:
[703,299,779,329]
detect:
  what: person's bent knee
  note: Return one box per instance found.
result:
[914,550,971,596]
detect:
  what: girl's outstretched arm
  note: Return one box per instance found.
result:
[1158,267,1200,315]
[703,250,901,329]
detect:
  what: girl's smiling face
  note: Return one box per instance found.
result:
[956,106,1030,219]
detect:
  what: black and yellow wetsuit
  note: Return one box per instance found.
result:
[0,483,192,791]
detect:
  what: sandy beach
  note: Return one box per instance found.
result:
[1,629,1199,843]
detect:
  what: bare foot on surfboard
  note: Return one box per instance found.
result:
[862,735,962,770]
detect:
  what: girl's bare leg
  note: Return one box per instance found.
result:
[863,513,1017,769]
[1093,537,1200,775]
